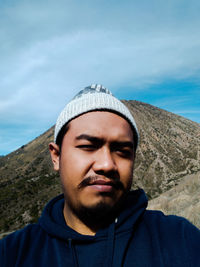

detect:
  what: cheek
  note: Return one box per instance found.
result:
[59,151,92,185]
[71,149,95,171]
[118,161,133,185]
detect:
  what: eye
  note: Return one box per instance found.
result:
[76,144,97,151]
[116,148,132,158]
[111,144,133,158]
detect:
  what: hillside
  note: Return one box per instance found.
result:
[148,171,200,229]
[0,100,199,235]
[125,100,200,198]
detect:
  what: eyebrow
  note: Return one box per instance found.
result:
[76,134,103,144]
[75,134,134,148]
[112,141,134,149]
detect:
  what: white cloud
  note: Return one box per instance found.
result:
[0,0,200,154]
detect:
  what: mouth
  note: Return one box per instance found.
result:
[83,178,122,193]
[89,179,115,186]
[78,176,124,192]
[87,181,114,192]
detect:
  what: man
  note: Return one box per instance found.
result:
[1,84,200,266]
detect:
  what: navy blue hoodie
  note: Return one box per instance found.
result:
[1,189,200,266]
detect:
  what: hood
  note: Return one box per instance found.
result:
[39,189,148,241]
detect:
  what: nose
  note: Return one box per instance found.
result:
[92,147,117,174]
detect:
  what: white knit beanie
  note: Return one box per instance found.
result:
[54,84,139,149]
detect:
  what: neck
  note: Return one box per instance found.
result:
[63,203,97,236]
[63,200,121,236]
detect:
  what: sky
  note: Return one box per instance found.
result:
[0,0,200,155]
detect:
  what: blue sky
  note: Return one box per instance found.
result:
[0,0,200,155]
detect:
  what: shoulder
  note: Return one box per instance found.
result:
[138,210,200,265]
[0,224,44,265]
[0,223,42,248]
[1,223,41,244]
[143,210,200,249]
[144,209,199,231]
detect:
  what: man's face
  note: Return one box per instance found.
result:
[52,111,135,220]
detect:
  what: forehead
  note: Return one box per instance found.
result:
[66,111,133,140]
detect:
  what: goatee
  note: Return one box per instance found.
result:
[64,192,128,231]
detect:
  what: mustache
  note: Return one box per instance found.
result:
[78,175,124,190]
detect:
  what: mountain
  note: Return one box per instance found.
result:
[148,171,200,229]
[0,100,199,236]
[125,101,199,197]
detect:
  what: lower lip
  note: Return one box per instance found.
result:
[88,184,114,192]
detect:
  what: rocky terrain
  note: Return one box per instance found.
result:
[0,100,199,236]
[148,171,200,229]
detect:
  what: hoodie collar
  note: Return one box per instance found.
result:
[39,189,148,241]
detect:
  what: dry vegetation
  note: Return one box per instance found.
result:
[0,100,199,236]
[148,171,200,228]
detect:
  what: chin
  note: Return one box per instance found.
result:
[77,201,117,226]
[76,193,127,227]
[65,190,129,227]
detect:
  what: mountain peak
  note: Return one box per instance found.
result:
[0,100,199,234]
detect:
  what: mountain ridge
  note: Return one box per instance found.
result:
[0,100,199,234]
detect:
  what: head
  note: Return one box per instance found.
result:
[49,84,139,229]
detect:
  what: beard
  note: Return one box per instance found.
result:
[62,174,132,231]
[63,190,129,231]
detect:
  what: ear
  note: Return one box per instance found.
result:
[49,142,60,171]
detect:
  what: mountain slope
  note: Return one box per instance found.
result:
[125,100,200,197]
[148,171,200,228]
[0,100,199,234]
